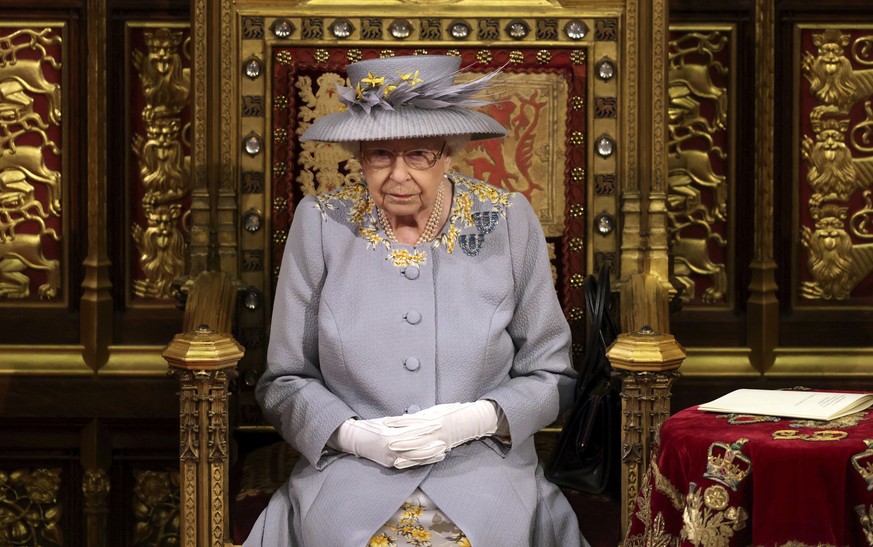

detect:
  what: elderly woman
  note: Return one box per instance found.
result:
[246,55,587,547]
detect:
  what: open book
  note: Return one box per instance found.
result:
[698,389,873,421]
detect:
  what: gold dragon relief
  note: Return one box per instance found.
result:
[666,30,731,305]
[800,28,873,301]
[0,27,63,302]
[130,27,191,300]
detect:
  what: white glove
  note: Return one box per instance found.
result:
[327,417,447,469]
[384,400,501,451]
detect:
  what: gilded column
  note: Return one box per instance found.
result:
[646,0,671,285]
[619,0,673,333]
[82,0,113,370]
[620,0,645,282]
[190,0,214,274]
[83,468,110,547]
[208,370,232,546]
[217,0,238,277]
[165,325,242,547]
[607,327,684,538]
[190,0,237,276]
[177,370,199,547]
[748,0,779,372]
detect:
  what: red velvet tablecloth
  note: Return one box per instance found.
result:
[624,405,873,546]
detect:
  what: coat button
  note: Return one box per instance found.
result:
[404,311,422,325]
[406,404,421,413]
[403,265,420,280]
[404,357,421,371]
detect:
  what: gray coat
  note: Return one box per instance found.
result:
[246,173,586,547]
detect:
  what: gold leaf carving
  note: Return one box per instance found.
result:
[0,467,64,546]
[131,28,191,299]
[132,202,185,298]
[207,372,230,463]
[801,116,873,203]
[177,377,199,463]
[801,203,873,300]
[800,29,873,301]
[667,30,730,304]
[82,467,110,513]
[132,469,180,547]
[854,35,873,66]
[802,29,873,115]
[0,27,63,301]
[0,29,62,124]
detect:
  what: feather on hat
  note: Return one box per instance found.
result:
[300,55,508,142]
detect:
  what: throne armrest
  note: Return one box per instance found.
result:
[164,270,245,547]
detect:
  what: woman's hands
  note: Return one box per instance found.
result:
[327,417,447,469]
[329,401,504,469]
[383,400,502,451]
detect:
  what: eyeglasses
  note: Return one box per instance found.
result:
[360,142,446,170]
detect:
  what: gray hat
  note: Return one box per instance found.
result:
[300,55,508,143]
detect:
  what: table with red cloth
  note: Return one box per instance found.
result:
[624,405,873,547]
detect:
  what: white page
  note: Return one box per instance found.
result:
[698,389,873,420]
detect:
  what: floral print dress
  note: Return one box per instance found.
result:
[368,490,471,547]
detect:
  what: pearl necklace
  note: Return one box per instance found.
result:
[377,179,446,246]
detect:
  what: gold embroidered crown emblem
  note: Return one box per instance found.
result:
[703,438,752,491]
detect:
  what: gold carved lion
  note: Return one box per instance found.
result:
[801,203,873,300]
[802,28,873,116]
[802,116,873,202]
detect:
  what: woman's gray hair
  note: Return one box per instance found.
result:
[443,135,470,156]
[339,141,360,158]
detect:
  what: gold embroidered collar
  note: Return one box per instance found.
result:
[313,171,513,268]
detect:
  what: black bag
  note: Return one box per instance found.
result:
[545,267,620,496]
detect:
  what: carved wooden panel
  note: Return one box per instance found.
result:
[797,26,873,306]
[0,466,66,545]
[667,25,735,308]
[131,468,181,546]
[0,25,65,305]
[125,23,192,305]
[666,3,755,354]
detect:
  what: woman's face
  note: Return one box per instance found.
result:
[361,136,451,220]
